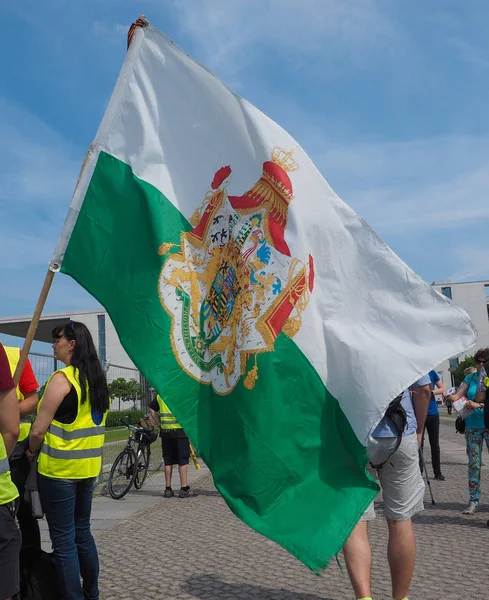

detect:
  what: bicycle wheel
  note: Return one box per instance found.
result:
[108,447,138,499]
[134,444,150,490]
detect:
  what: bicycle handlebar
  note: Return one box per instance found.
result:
[119,416,154,434]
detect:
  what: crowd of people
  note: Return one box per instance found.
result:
[0,322,109,600]
[1,323,488,600]
[343,348,489,600]
[0,321,194,600]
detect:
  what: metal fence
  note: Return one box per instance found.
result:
[28,351,158,485]
[29,352,153,413]
[103,362,152,413]
[28,352,60,388]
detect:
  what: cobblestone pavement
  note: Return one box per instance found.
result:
[97,419,489,599]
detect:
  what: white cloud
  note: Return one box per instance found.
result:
[92,21,129,39]
[314,135,489,234]
[0,233,55,270]
[0,100,83,206]
[308,132,489,282]
[171,0,400,81]
[447,36,489,71]
[449,244,489,283]
[0,99,84,275]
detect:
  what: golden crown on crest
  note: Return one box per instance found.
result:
[271,147,299,173]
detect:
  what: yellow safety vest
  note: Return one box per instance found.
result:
[38,366,107,480]
[0,434,18,505]
[156,395,182,431]
[4,345,31,443]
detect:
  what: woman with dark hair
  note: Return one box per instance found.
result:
[447,347,489,515]
[27,321,109,600]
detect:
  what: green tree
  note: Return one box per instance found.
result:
[107,377,142,409]
[453,355,476,387]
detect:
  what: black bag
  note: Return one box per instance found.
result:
[369,394,407,469]
[19,546,60,600]
[24,459,43,520]
[455,415,466,434]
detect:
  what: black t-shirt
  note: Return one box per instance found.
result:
[53,387,78,424]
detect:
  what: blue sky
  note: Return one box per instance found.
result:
[1,0,489,347]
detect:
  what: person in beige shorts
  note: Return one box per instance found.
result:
[361,433,425,522]
[342,375,431,600]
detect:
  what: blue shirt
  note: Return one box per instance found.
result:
[464,371,484,429]
[427,370,440,416]
[373,374,431,438]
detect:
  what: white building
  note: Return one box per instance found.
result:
[0,309,135,369]
[431,280,489,388]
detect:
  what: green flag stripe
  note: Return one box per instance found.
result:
[61,151,378,570]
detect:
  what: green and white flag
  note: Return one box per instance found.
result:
[51,22,475,570]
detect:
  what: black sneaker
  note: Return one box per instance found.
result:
[179,486,195,498]
[163,487,175,498]
[434,474,446,481]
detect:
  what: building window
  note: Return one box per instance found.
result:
[98,314,106,362]
[449,357,459,369]
[485,284,489,297]
[441,286,452,300]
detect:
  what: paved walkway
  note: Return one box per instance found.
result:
[39,464,210,548]
[46,420,489,599]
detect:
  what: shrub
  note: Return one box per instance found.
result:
[106,409,145,428]
[453,356,476,387]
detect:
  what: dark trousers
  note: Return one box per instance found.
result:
[0,502,21,599]
[39,474,99,600]
[10,439,41,549]
[420,413,442,477]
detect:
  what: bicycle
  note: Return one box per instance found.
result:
[108,416,158,500]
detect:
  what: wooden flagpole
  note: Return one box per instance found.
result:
[13,269,56,385]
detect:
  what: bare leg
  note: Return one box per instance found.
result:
[178,464,188,488]
[164,464,173,487]
[343,521,372,599]
[387,518,415,600]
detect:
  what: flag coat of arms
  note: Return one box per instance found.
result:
[52,21,475,570]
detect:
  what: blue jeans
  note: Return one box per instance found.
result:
[39,475,99,600]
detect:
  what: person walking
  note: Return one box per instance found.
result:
[0,342,21,600]
[420,369,445,481]
[2,343,41,549]
[150,394,195,498]
[342,375,431,600]
[27,321,110,600]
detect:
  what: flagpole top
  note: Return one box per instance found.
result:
[127,15,149,49]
